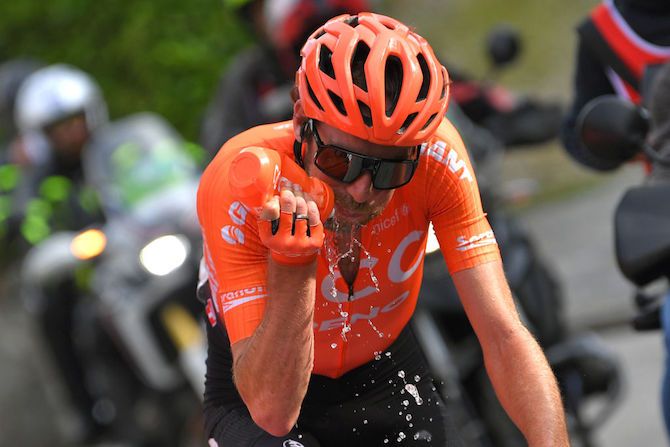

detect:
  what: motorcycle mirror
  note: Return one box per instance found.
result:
[486,25,521,68]
[576,95,650,163]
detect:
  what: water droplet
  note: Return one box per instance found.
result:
[409,423,413,428]
[406,414,412,421]
[414,375,420,382]
[363,419,368,424]
[352,428,356,432]
[397,432,406,442]
[402,400,410,406]
[385,352,391,357]
[383,439,389,444]
[331,343,337,349]
[298,434,303,439]
[404,384,424,405]
[397,370,405,379]
[414,430,432,442]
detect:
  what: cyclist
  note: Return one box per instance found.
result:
[197,12,569,446]
[561,0,670,170]
[10,63,107,441]
[199,0,370,158]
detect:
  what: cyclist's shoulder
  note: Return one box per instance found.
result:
[419,116,471,171]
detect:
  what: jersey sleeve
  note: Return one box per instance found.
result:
[422,119,501,273]
[196,146,270,345]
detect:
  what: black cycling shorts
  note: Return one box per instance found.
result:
[203,317,464,447]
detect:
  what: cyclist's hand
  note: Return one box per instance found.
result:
[258,187,324,265]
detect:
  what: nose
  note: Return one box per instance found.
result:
[344,170,375,203]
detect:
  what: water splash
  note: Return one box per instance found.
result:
[397,432,406,442]
[368,318,384,338]
[397,369,424,405]
[413,430,432,442]
[405,384,424,405]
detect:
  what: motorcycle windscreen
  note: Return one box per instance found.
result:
[83,113,199,217]
[614,184,670,286]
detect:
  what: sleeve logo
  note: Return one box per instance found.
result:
[229,201,248,225]
[456,230,497,251]
[221,225,245,245]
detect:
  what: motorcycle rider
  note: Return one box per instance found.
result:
[10,63,108,441]
[198,0,370,157]
[197,12,569,446]
[0,58,44,164]
[561,0,670,170]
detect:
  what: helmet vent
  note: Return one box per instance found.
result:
[417,54,430,101]
[351,42,370,92]
[319,45,336,79]
[328,90,347,116]
[357,100,372,127]
[344,16,359,28]
[399,112,418,133]
[384,56,403,117]
[306,78,324,111]
[421,113,438,131]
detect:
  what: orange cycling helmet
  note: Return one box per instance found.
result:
[296,12,449,146]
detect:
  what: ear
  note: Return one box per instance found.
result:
[292,98,308,141]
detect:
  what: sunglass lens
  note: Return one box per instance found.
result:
[373,161,414,189]
[315,147,351,181]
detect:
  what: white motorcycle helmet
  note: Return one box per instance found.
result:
[14,63,108,134]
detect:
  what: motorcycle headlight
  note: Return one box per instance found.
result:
[71,228,107,260]
[425,223,441,255]
[139,234,190,276]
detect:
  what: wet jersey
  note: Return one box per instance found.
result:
[197,117,500,378]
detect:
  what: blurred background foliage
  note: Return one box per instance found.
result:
[1,0,253,141]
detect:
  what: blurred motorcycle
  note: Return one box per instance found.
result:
[577,93,670,331]
[21,113,206,446]
[447,25,564,149]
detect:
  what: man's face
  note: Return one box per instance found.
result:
[43,113,90,159]
[302,120,418,227]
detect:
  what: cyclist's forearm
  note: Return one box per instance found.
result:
[483,326,569,447]
[232,259,317,436]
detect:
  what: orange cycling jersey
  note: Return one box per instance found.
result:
[197,117,500,378]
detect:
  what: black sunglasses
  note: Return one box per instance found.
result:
[305,120,420,190]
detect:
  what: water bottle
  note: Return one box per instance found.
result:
[227,146,334,221]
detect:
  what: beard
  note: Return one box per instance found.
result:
[323,190,386,232]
